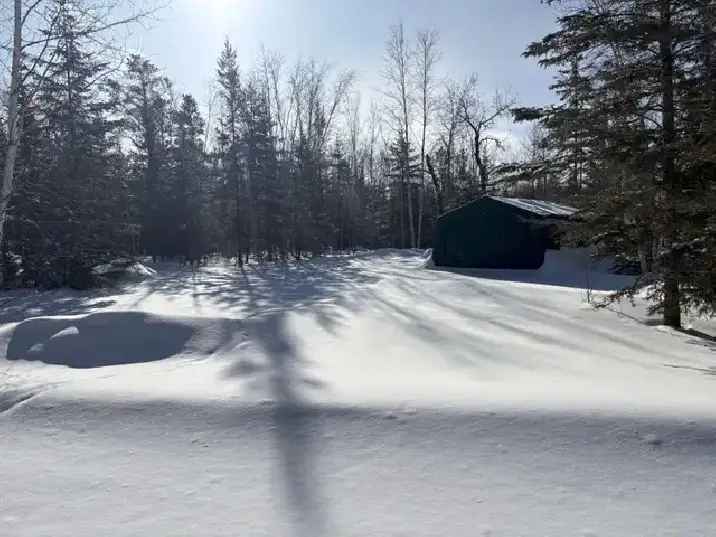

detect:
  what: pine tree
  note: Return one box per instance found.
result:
[124,54,172,257]
[170,94,207,261]
[522,0,716,327]
[240,79,282,259]
[11,1,130,287]
[215,39,245,264]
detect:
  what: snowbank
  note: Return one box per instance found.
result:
[538,247,632,289]
[92,259,157,284]
[430,247,635,291]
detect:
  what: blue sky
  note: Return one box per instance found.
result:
[130,0,560,143]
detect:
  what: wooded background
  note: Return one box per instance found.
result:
[1,0,714,328]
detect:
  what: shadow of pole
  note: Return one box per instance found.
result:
[256,313,329,537]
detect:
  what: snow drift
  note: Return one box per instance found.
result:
[2,251,716,536]
[430,247,634,291]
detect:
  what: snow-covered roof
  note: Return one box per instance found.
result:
[490,196,577,218]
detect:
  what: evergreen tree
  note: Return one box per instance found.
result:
[215,39,245,263]
[520,0,716,327]
[170,94,207,261]
[124,54,173,257]
[10,1,130,287]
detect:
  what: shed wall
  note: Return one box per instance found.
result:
[433,199,552,269]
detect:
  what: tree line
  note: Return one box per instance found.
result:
[2,0,715,328]
[1,1,515,287]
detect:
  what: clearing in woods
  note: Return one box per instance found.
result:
[1,251,715,536]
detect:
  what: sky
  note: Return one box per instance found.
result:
[128,0,561,147]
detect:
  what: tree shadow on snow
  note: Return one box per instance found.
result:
[664,363,716,376]
[0,293,118,325]
[6,312,195,368]
[429,262,634,292]
[680,328,716,353]
[225,312,330,537]
[127,256,381,325]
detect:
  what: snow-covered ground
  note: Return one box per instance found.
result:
[2,250,715,536]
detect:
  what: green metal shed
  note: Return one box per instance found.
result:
[432,196,576,269]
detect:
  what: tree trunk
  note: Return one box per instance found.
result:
[399,178,405,248]
[418,82,427,248]
[638,229,654,275]
[659,0,681,328]
[446,128,454,206]
[402,125,415,249]
[406,176,415,249]
[235,159,242,267]
[417,171,424,247]
[246,153,256,262]
[141,76,158,255]
[474,135,488,195]
[0,0,23,285]
[426,154,444,214]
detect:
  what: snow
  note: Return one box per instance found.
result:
[92,260,157,281]
[2,251,716,536]
[490,196,577,217]
[437,247,633,291]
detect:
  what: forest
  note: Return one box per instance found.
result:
[1,0,715,329]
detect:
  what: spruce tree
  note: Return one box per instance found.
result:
[11,1,130,287]
[170,94,207,261]
[124,54,172,257]
[521,0,716,327]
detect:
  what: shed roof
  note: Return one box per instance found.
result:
[489,196,577,218]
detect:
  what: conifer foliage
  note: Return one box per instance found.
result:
[515,0,716,327]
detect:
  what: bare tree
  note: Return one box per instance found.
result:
[414,28,440,246]
[456,74,515,194]
[286,59,354,256]
[260,47,289,154]
[426,79,461,214]
[383,22,415,248]
[366,101,380,185]
[344,91,362,177]
[1,0,25,272]
[321,69,356,153]
[289,60,354,155]
[521,122,551,197]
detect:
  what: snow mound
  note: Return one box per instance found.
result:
[368,248,428,258]
[92,260,157,283]
[430,248,635,291]
[128,263,157,278]
[421,249,435,268]
[543,247,633,277]
[532,248,637,291]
